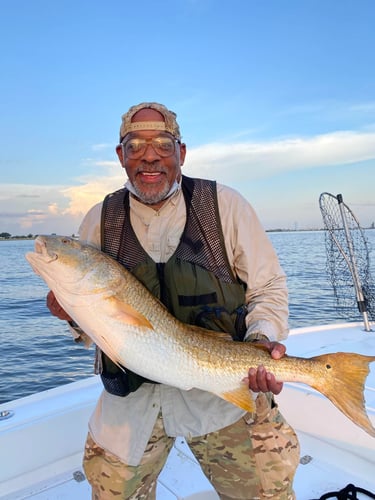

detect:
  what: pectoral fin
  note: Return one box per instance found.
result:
[221,384,256,412]
[108,296,153,329]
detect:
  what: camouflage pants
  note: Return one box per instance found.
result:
[83,393,300,500]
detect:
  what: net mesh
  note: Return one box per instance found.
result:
[319,192,375,322]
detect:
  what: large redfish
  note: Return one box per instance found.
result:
[26,235,375,437]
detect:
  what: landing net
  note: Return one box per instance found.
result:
[319,192,374,330]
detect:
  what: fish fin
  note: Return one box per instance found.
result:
[98,338,124,368]
[108,297,153,329]
[220,383,256,412]
[310,352,375,437]
[188,324,233,341]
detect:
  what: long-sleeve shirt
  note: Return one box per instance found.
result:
[78,181,289,465]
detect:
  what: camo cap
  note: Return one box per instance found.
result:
[119,102,181,142]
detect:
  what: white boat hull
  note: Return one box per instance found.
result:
[1,323,374,499]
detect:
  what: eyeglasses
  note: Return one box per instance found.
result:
[121,136,180,159]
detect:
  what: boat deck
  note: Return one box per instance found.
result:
[1,322,374,499]
[3,432,374,500]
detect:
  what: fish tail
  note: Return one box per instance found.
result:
[309,352,375,437]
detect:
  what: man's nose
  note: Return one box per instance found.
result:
[142,143,160,161]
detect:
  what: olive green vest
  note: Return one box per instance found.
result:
[99,176,247,396]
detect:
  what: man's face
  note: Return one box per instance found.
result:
[116,109,186,209]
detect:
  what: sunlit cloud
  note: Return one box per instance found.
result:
[1,128,375,235]
[62,173,124,217]
[19,210,47,229]
[48,203,59,215]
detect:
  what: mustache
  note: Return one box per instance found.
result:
[135,162,167,175]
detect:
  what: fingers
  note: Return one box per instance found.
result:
[46,290,72,321]
[270,342,286,360]
[46,290,55,310]
[245,365,284,395]
[242,341,285,394]
[254,340,286,360]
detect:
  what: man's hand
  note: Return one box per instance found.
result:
[244,341,286,395]
[46,290,72,321]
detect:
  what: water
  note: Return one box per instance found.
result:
[0,231,374,404]
[0,239,95,404]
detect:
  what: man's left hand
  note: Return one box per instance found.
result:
[244,341,285,395]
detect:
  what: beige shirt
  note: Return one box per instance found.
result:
[78,181,289,465]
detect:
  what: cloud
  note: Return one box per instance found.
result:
[183,129,375,182]
[0,184,79,235]
[62,173,124,217]
[91,143,114,151]
[16,194,40,199]
[91,160,119,168]
[18,210,48,229]
[1,128,375,234]
[48,203,59,215]
[80,159,118,169]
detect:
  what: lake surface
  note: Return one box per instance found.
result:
[1,231,374,404]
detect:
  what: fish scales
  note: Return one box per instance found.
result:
[26,235,375,437]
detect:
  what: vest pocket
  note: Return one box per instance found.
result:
[192,304,247,340]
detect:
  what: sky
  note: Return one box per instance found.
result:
[1,0,374,236]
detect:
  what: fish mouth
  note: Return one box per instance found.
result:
[25,236,58,266]
[34,236,58,263]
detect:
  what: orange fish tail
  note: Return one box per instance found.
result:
[309,352,375,437]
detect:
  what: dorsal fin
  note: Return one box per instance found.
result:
[187,324,234,341]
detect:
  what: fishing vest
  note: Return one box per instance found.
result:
[99,175,248,396]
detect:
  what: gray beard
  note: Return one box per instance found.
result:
[124,179,180,205]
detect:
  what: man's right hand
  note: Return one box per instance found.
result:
[46,290,72,321]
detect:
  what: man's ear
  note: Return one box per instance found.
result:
[179,142,187,166]
[116,144,125,167]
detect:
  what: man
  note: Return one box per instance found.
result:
[47,102,300,499]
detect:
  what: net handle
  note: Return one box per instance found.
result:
[336,194,371,331]
[322,192,371,331]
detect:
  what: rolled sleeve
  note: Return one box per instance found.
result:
[217,184,289,342]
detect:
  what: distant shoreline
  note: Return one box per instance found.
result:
[1,226,374,241]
